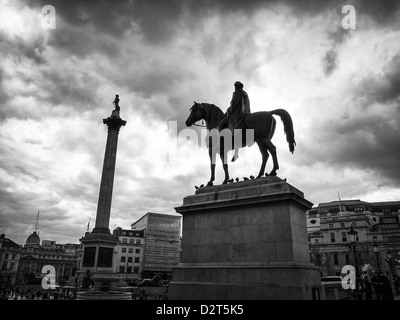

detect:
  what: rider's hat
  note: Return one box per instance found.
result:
[234,81,244,89]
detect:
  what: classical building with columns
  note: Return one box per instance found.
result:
[307,199,400,278]
[16,231,80,284]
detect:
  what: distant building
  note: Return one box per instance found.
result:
[131,212,182,279]
[307,200,400,277]
[17,231,81,284]
[112,227,145,282]
[0,234,21,285]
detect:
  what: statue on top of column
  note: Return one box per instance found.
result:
[113,94,120,112]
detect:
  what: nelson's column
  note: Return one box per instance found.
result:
[79,97,126,291]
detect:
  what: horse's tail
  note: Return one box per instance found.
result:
[270,109,296,153]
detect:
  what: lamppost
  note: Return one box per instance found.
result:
[347,226,359,278]
[386,250,394,277]
[372,241,381,273]
[74,269,80,295]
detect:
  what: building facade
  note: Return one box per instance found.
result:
[1,231,81,286]
[0,234,21,286]
[307,200,400,278]
[131,212,181,279]
[112,227,145,283]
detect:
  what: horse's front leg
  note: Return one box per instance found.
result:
[220,143,229,184]
[222,163,229,184]
[207,163,215,186]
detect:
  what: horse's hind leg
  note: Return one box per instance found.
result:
[265,139,279,176]
[256,140,269,179]
[207,140,217,186]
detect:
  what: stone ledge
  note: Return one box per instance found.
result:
[173,261,317,270]
[176,177,313,213]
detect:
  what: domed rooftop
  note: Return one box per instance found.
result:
[26,231,40,246]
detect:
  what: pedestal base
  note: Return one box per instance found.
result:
[169,262,320,300]
[169,176,321,300]
[79,231,125,291]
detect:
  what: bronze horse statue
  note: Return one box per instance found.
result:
[138,274,162,287]
[185,102,295,186]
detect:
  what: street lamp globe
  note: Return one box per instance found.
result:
[347,226,358,242]
[372,241,379,253]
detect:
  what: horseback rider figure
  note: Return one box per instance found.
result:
[218,81,251,161]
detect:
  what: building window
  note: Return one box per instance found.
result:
[330,233,336,243]
[314,239,319,244]
[345,254,350,265]
[121,256,126,263]
[122,231,127,235]
[122,238,127,243]
[341,232,347,242]
[129,239,134,244]
[135,239,141,245]
[128,257,133,263]
[134,257,140,263]
[329,224,334,229]
[135,249,140,254]
[127,266,132,273]
[372,236,377,240]
[333,254,339,265]
[4,253,9,259]
[128,248,133,253]
[12,254,16,259]
[351,222,357,227]
[121,248,127,253]
[119,266,125,273]
[134,266,139,273]
[10,262,15,270]
[340,223,345,228]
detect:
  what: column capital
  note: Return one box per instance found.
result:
[103,112,127,131]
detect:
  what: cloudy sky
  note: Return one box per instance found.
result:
[0,0,399,245]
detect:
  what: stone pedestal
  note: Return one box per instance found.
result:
[169,176,321,300]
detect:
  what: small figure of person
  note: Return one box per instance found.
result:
[140,288,146,300]
[393,275,400,295]
[371,271,383,300]
[363,275,373,300]
[380,272,394,300]
[113,94,120,112]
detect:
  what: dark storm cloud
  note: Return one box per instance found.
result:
[28,0,340,46]
[357,0,400,25]
[41,69,101,109]
[322,19,351,76]
[359,54,400,103]
[307,54,400,185]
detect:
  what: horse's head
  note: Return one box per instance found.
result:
[186,101,204,127]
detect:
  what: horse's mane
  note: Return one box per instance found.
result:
[198,103,224,128]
